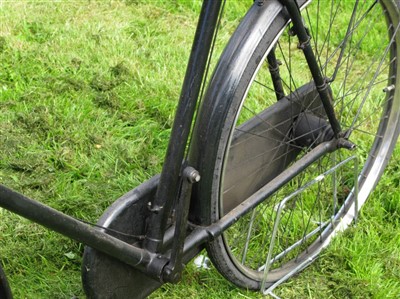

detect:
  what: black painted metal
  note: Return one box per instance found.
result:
[209,140,337,235]
[281,0,342,137]
[188,0,309,225]
[0,184,166,277]
[292,112,335,147]
[163,167,198,283]
[81,174,207,297]
[180,139,339,255]
[267,48,285,100]
[144,0,224,253]
[220,83,322,213]
[190,0,273,222]
[0,1,356,296]
[0,263,12,299]
[0,0,225,288]
[82,176,164,298]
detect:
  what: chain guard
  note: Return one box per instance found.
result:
[82,175,162,299]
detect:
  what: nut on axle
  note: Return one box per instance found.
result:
[337,138,356,150]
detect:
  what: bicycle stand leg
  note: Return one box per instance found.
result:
[260,156,359,298]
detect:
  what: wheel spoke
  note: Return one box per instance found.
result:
[205,0,399,289]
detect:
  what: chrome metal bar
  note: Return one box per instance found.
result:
[354,157,359,222]
[260,194,285,292]
[258,219,330,271]
[260,155,358,293]
[242,209,257,264]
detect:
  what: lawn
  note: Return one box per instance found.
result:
[0,1,399,298]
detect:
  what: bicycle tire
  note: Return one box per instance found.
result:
[190,0,400,290]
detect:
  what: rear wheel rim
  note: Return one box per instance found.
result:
[216,0,400,284]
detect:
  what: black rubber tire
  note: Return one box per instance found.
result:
[190,0,400,290]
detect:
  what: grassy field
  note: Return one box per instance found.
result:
[0,1,399,298]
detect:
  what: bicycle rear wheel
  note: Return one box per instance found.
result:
[191,0,400,290]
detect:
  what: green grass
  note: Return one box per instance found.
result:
[0,1,399,298]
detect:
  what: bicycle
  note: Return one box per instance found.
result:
[1,0,400,298]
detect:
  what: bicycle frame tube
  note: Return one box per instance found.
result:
[0,185,165,275]
[144,0,223,253]
[280,0,342,136]
[0,0,224,280]
[0,0,353,287]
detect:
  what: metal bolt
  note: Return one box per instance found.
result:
[383,84,395,93]
[337,138,356,150]
[183,166,201,183]
[147,201,162,214]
